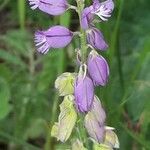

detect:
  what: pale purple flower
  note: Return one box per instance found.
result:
[87,28,108,50]
[93,0,114,21]
[81,0,114,29]
[85,112,105,143]
[87,50,109,86]
[74,65,94,113]
[28,0,69,16]
[91,96,106,125]
[84,95,106,143]
[34,26,73,54]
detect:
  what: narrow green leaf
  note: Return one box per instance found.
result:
[0,78,11,119]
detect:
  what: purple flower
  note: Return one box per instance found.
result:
[93,0,114,21]
[87,50,109,86]
[35,26,73,54]
[81,6,94,30]
[28,0,69,16]
[74,65,94,113]
[84,95,106,143]
[81,0,114,29]
[87,28,108,50]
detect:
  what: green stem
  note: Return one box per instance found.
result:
[44,94,59,150]
[78,114,89,149]
[18,0,26,30]
[76,0,88,63]
[76,0,89,147]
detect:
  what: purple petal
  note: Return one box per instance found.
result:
[87,50,109,86]
[87,28,108,50]
[81,6,94,30]
[101,0,114,11]
[93,0,114,21]
[91,96,106,126]
[29,0,68,15]
[74,74,94,113]
[35,26,73,54]
[85,112,105,143]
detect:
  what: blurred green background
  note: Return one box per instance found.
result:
[0,0,150,149]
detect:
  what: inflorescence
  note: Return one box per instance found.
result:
[28,0,119,149]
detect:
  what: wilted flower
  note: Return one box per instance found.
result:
[84,95,106,143]
[87,28,108,50]
[28,0,69,16]
[85,112,105,143]
[74,64,94,113]
[91,96,106,125]
[51,95,77,142]
[93,143,113,150]
[92,0,114,21]
[72,139,87,150]
[55,72,76,96]
[103,127,119,149]
[93,126,119,149]
[35,26,73,54]
[87,50,109,86]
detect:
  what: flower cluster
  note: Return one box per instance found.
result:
[29,0,119,149]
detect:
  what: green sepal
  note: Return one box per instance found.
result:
[72,139,87,150]
[51,95,77,142]
[55,72,76,96]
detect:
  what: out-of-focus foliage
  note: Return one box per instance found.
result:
[0,0,150,150]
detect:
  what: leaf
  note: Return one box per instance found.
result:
[24,118,46,139]
[0,49,26,68]
[0,30,32,56]
[0,78,11,119]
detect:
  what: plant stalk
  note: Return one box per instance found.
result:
[76,0,88,63]
[76,0,89,148]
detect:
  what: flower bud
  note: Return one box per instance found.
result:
[55,72,76,96]
[35,26,73,54]
[72,139,87,150]
[74,65,94,113]
[85,112,105,143]
[51,95,77,142]
[87,28,108,51]
[28,0,69,16]
[87,50,109,86]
